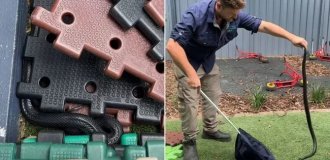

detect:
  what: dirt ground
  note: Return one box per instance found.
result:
[166,58,330,119]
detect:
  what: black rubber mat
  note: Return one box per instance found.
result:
[17,27,163,124]
[110,0,164,62]
[32,0,53,10]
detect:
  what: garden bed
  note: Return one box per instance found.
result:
[166,59,330,119]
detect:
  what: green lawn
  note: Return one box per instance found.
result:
[166,112,330,160]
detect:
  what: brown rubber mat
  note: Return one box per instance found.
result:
[30,0,164,102]
[65,105,132,132]
[105,108,133,126]
[109,0,164,62]
[122,126,130,133]
[105,108,133,133]
[145,0,164,27]
[166,132,184,146]
[64,103,89,115]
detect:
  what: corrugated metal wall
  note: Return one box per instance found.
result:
[165,0,330,59]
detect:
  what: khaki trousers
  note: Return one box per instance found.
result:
[174,64,222,141]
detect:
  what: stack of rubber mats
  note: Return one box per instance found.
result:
[16,0,164,150]
[0,130,165,160]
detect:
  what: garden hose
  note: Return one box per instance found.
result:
[299,48,317,159]
[19,60,122,145]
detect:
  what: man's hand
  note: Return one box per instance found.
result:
[167,39,202,89]
[187,73,201,89]
[290,36,308,49]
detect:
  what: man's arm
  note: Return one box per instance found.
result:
[166,39,200,88]
[167,8,201,88]
[258,21,308,49]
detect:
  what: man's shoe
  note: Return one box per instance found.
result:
[202,130,231,142]
[183,139,199,160]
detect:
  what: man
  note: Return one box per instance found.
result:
[166,0,308,159]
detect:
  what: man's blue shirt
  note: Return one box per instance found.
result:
[170,0,262,73]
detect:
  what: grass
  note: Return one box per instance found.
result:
[311,85,327,104]
[250,86,267,110]
[131,124,158,133]
[166,112,330,160]
[19,116,44,140]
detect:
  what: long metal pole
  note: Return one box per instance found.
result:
[200,90,240,134]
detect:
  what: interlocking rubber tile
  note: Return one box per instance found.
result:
[91,133,107,143]
[105,108,133,126]
[64,103,90,115]
[166,132,184,146]
[139,133,164,146]
[32,0,53,10]
[122,126,131,133]
[110,0,164,62]
[136,157,158,160]
[37,130,64,143]
[145,0,164,27]
[64,103,133,133]
[30,0,164,102]
[114,145,125,158]
[105,108,133,133]
[17,28,163,123]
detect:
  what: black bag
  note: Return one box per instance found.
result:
[235,128,276,160]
